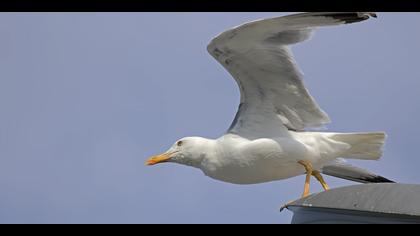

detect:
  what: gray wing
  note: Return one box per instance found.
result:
[322,162,394,183]
[207,12,377,138]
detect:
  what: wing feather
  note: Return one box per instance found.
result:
[207,12,376,137]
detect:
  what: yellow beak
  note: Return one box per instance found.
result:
[145,152,174,166]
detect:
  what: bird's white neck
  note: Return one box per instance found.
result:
[175,137,218,168]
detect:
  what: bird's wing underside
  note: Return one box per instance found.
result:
[207,12,376,138]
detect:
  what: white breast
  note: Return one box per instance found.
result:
[199,134,315,184]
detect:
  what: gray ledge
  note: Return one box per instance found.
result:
[286,183,420,224]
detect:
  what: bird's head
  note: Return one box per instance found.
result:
[145,137,213,167]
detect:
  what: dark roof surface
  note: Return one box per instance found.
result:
[287,183,420,221]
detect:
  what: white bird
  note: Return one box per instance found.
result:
[146,12,393,200]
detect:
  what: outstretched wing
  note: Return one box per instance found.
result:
[207,12,376,138]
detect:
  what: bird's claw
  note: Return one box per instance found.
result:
[280,200,294,212]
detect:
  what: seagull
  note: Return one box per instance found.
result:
[146,12,393,201]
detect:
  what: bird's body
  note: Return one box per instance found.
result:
[174,131,384,185]
[199,133,317,184]
[147,12,393,199]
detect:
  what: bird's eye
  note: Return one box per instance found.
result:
[177,141,183,146]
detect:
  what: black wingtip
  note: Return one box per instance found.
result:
[322,12,377,24]
[363,175,395,183]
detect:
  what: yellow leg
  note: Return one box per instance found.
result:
[298,160,313,198]
[312,170,330,191]
[280,161,324,212]
[280,163,330,212]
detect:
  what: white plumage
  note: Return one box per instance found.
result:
[147,12,392,198]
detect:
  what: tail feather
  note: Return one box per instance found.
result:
[329,132,386,160]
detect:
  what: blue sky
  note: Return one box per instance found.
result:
[0,13,419,224]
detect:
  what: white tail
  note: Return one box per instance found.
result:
[329,132,386,160]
